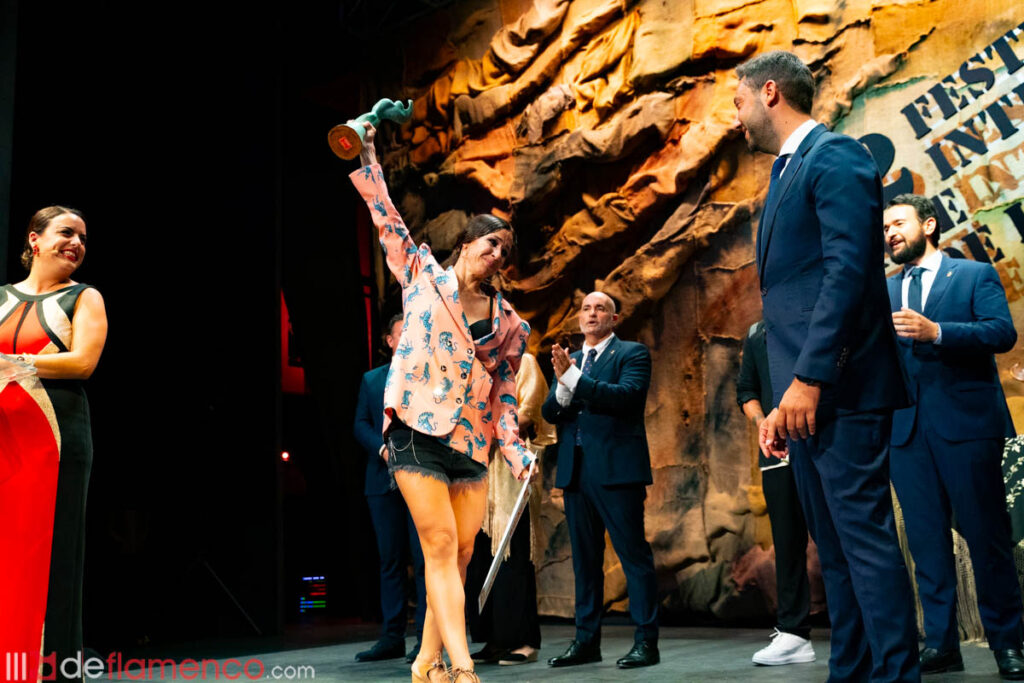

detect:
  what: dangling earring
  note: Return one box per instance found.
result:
[32,245,39,256]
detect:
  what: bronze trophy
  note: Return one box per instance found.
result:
[327,98,413,160]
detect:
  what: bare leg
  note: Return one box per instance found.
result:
[397,471,487,674]
[417,605,442,672]
[449,481,489,676]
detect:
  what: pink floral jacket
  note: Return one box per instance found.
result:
[351,164,534,479]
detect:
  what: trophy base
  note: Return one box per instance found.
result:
[327,124,362,160]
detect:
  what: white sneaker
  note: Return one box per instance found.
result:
[752,629,816,665]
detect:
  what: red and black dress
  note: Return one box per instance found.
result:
[0,283,95,682]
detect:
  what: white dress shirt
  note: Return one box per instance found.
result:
[776,119,820,177]
[901,249,944,344]
[555,333,616,406]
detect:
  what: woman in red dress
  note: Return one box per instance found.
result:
[0,206,107,682]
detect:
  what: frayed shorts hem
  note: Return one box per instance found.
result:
[386,424,488,491]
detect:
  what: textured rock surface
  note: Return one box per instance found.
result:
[349,0,1024,621]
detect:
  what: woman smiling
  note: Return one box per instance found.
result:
[0,206,108,683]
[349,123,534,683]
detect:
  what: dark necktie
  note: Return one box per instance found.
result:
[763,154,790,216]
[581,348,597,376]
[907,266,924,312]
[574,349,598,446]
[757,154,791,268]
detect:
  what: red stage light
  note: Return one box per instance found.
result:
[281,451,290,462]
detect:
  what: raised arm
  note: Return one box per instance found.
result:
[348,123,435,289]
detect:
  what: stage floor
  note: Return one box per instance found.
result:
[181,624,1002,682]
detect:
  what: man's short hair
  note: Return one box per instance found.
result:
[887,193,940,246]
[586,291,618,314]
[736,51,815,114]
[385,313,404,336]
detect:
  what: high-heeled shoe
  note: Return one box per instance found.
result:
[411,652,447,683]
[450,667,480,682]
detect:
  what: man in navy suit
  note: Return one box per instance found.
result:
[353,314,426,663]
[883,193,1024,679]
[734,51,919,681]
[542,291,660,669]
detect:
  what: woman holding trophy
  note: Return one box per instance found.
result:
[0,206,107,682]
[348,121,534,683]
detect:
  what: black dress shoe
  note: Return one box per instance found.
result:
[547,640,602,667]
[617,640,660,669]
[355,638,405,662]
[918,647,963,674]
[471,643,505,665]
[995,648,1024,680]
[405,640,421,664]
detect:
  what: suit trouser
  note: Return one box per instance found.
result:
[890,426,1023,651]
[762,464,811,639]
[788,410,919,682]
[563,446,658,644]
[366,490,426,642]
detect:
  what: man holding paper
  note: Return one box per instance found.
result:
[541,291,659,670]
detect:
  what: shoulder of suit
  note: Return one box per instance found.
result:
[614,339,649,354]
[950,256,989,274]
[813,130,858,152]
[366,363,391,381]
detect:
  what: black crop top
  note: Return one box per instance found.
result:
[468,297,494,342]
[469,317,492,341]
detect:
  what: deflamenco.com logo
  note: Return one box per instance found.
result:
[5,652,316,680]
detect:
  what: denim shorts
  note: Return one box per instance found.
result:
[386,424,488,489]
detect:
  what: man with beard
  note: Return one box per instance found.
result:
[883,194,1024,679]
[733,51,919,681]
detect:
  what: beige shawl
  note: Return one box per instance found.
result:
[482,353,556,562]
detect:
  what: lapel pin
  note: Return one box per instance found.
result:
[946,271,952,277]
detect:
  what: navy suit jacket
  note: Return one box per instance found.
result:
[354,363,392,496]
[541,336,653,488]
[757,123,908,414]
[887,254,1016,445]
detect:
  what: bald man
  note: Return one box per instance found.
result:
[542,292,659,669]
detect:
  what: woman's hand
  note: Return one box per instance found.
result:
[353,121,378,167]
[518,457,540,483]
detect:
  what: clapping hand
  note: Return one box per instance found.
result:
[551,343,576,379]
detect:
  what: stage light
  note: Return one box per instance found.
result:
[299,575,327,613]
[281,451,290,462]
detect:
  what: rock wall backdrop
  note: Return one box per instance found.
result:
[344,0,1024,622]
